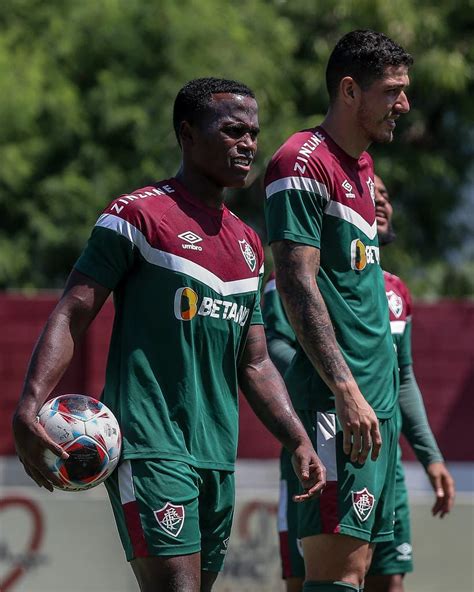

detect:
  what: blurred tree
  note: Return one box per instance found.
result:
[0,0,472,296]
[0,0,297,288]
[261,0,474,297]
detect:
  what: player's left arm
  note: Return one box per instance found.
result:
[238,324,326,501]
[396,286,455,518]
[399,362,455,517]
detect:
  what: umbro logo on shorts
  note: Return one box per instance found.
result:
[154,502,185,537]
[351,487,375,522]
[220,537,230,555]
[396,542,412,561]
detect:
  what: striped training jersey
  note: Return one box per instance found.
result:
[264,127,398,418]
[75,178,264,470]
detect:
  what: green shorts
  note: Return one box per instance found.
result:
[105,459,234,572]
[368,444,413,575]
[278,447,305,579]
[297,411,398,544]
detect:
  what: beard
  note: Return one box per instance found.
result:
[357,105,393,144]
[378,223,396,246]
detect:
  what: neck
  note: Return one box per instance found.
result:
[321,108,370,159]
[175,165,226,210]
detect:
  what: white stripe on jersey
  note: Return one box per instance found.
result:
[316,412,338,481]
[390,320,407,335]
[96,214,261,296]
[118,460,136,504]
[265,176,330,201]
[325,200,377,240]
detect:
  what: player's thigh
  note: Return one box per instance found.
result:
[302,533,369,584]
[131,553,201,592]
[279,447,305,581]
[105,459,202,561]
[368,450,412,578]
[197,468,235,574]
[297,411,398,545]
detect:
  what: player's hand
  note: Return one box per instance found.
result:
[426,461,455,518]
[335,385,382,464]
[12,411,68,492]
[291,443,326,502]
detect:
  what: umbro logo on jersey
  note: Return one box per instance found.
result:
[178,231,203,251]
[239,239,256,271]
[342,179,355,199]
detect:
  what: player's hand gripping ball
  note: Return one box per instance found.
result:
[37,394,122,491]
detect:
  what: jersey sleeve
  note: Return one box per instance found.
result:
[399,364,444,467]
[397,280,413,368]
[264,150,330,248]
[74,201,140,290]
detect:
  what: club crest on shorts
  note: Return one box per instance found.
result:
[386,290,403,318]
[239,239,256,272]
[351,488,375,522]
[154,502,185,538]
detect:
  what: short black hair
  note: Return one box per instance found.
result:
[326,30,413,102]
[173,77,255,144]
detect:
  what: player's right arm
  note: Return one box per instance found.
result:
[271,240,381,464]
[12,271,111,491]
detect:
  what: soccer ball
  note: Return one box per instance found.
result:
[38,394,122,491]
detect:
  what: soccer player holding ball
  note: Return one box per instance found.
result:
[264,174,455,592]
[12,78,325,592]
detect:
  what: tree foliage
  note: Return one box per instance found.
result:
[0,0,472,295]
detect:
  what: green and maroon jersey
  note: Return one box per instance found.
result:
[75,178,264,471]
[264,127,398,418]
[384,271,413,369]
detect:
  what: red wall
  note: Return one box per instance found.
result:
[2,294,473,460]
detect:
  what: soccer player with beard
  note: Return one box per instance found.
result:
[265,30,413,592]
[264,174,455,592]
[12,77,326,592]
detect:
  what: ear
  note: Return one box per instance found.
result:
[179,121,195,148]
[340,77,358,105]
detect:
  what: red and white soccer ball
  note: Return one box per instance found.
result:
[38,394,122,491]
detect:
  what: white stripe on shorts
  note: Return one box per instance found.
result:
[278,479,289,532]
[118,460,136,504]
[316,412,338,481]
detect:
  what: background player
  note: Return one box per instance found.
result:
[265,30,413,592]
[12,77,325,592]
[264,174,455,592]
